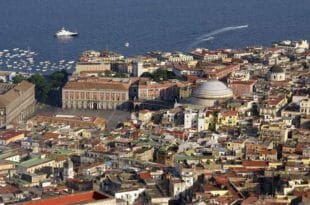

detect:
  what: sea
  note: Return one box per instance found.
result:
[0,0,310,73]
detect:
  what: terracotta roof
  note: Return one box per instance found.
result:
[19,191,110,205]
[63,81,128,91]
[0,130,24,140]
[222,110,238,117]
[139,171,152,180]
[264,96,285,106]
[0,185,18,194]
[43,133,60,140]
[242,160,268,168]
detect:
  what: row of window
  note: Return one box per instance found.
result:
[64,91,127,101]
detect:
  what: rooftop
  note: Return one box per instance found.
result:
[19,157,53,168]
[19,191,112,205]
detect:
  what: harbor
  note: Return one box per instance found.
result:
[0,48,75,74]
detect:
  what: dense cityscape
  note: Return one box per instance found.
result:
[0,39,308,205]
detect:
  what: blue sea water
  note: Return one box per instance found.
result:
[0,0,310,62]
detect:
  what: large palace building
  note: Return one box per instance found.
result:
[62,77,130,110]
[0,81,35,128]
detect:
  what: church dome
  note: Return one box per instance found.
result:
[189,80,233,107]
[270,65,284,73]
[193,80,233,99]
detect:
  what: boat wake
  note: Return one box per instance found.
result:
[187,36,215,50]
[187,24,248,50]
[196,25,248,40]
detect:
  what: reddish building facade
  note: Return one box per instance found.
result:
[137,79,180,101]
[229,80,256,97]
[206,64,240,80]
[62,77,130,110]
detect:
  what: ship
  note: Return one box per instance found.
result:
[55,27,78,37]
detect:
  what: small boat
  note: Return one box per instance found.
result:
[124,42,129,48]
[55,27,78,37]
[27,57,34,63]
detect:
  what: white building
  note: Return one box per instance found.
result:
[184,108,197,129]
[63,159,74,179]
[300,99,310,115]
[165,52,194,62]
[114,188,145,204]
[132,61,144,77]
[184,108,207,132]
[169,179,187,199]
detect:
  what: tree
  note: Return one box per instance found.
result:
[25,70,69,106]
[13,74,27,84]
[141,69,178,82]
[49,69,68,88]
[28,74,51,103]
[141,72,153,78]
[114,72,127,78]
[103,70,112,77]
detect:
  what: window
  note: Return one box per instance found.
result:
[93,92,98,100]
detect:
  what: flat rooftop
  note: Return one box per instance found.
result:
[19,157,52,168]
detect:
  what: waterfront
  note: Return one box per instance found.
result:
[0,0,310,65]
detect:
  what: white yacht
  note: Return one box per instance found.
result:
[124,42,129,47]
[55,27,78,37]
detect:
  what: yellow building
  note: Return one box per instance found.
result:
[204,111,216,131]
[0,131,25,145]
[75,62,111,74]
[219,110,238,127]
[226,140,246,151]
[0,160,15,172]
[138,109,153,122]
[268,161,283,169]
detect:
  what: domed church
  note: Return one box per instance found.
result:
[269,65,285,81]
[189,80,233,107]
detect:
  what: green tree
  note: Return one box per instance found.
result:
[114,72,127,78]
[28,74,51,103]
[103,70,112,77]
[141,69,178,82]
[49,69,68,88]
[153,69,168,81]
[141,72,153,78]
[13,74,27,84]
